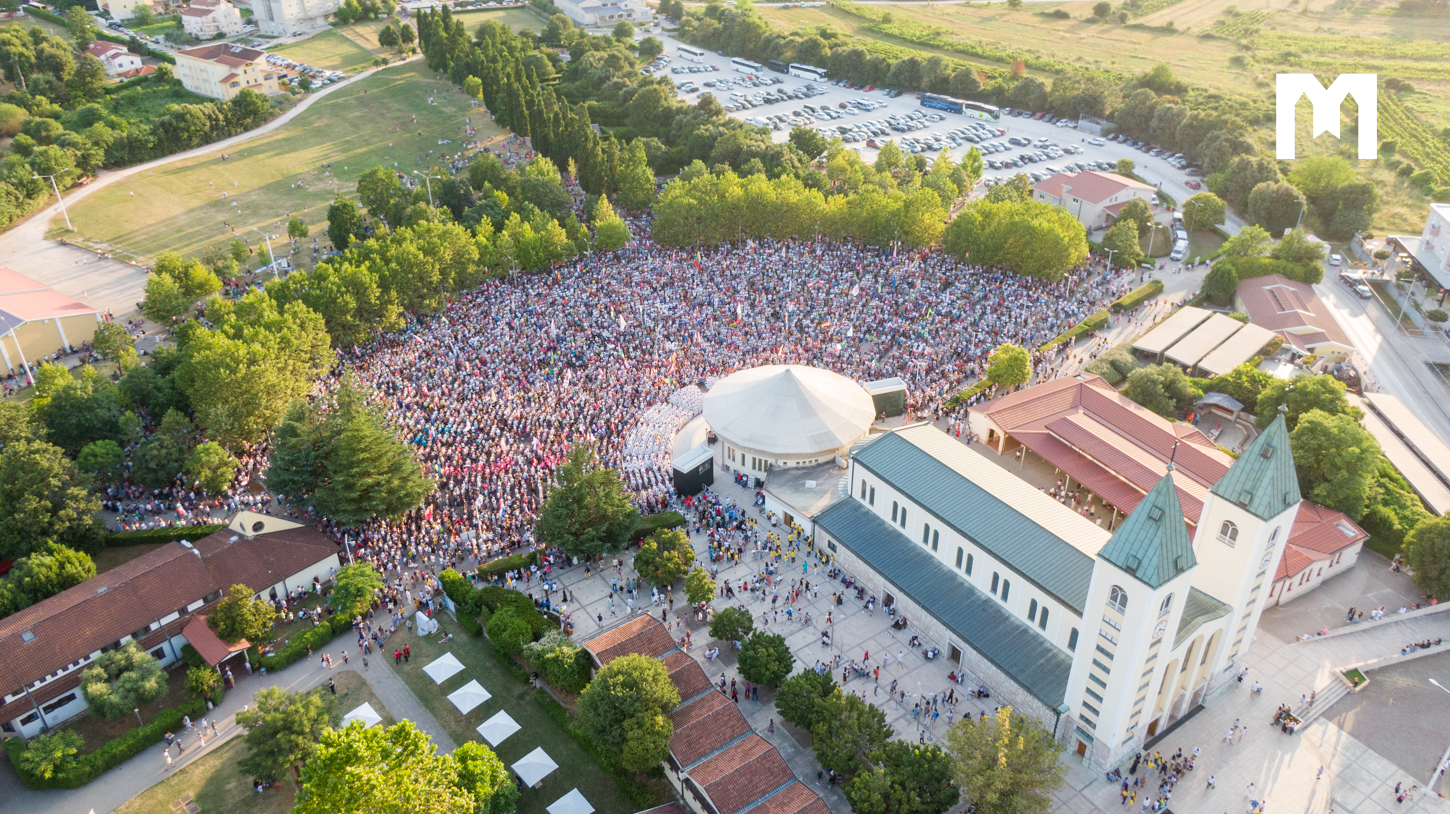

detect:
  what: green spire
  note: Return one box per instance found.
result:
[1100,471,1196,589]
[1208,413,1301,520]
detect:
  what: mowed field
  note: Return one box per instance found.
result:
[56,61,505,264]
[267,28,380,74]
[334,6,544,52]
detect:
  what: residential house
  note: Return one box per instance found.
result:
[251,0,340,37]
[1032,170,1157,230]
[83,41,145,77]
[174,43,277,100]
[181,0,247,39]
[1234,273,1357,362]
[554,0,651,26]
[1388,202,1450,294]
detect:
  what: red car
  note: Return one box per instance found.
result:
[839,102,850,109]
[864,84,876,91]
[843,82,855,89]
[1185,179,1202,189]
[1032,112,1046,120]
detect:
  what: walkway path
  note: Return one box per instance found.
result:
[0,625,452,814]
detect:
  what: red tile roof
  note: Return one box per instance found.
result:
[746,782,833,814]
[178,43,265,67]
[583,615,676,665]
[180,615,248,666]
[664,650,712,700]
[669,691,750,766]
[1235,274,1356,353]
[690,734,795,814]
[1034,171,1153,205]
[84,40,128,58]
[1276,500,1367,579]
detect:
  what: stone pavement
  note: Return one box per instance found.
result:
[0,626,453,814]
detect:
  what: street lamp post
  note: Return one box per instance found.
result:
[1104,247,1117,271]
[252,228,279,279]
[33,170,74,231]
[1295,200,1307,233]
[413,170,439,207]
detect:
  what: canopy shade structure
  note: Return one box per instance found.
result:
[416,611,439,636]
[448,679,491,714]
[342,702,382,728]
[513,746,559,786]
[476,710,521,746]
[422,652,465,684]
[704,365,874,456]
[547,788,595,814]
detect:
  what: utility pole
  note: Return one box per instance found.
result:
[252,227,279,279]
[33,171,73,231]
[413,170,438,207]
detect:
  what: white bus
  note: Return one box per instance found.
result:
[732,57,763,74]
[788,63,827,81]
[678,44,705,62]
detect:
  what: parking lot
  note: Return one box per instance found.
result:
[649,33,1209,211]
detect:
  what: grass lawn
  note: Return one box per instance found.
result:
[1186,229,1224,264]
[453,7,546,33]
[93,543,167,574]
[58,668,190,756]
[1368,280,1420,331]
[268,29,379,74]
[387,616,642,814]
[109,736,295,814]
[329,668,397,726]
[54,61,503,265]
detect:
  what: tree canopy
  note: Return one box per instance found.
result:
[633,527,696,587]
[210,583,278,644]
[577,653,679,772]
[1121,364,1199,418]
[708,605,755,643]
[844,741,959,814]
[985,343,1031,389]
[295,721,474,814]
[79,642,167,720]
[737,631,794,685]
[236,686,335,781]
[944,707,1065,814]
[942,198,1088,281]
[1403,517,1450,601]
[1290,409,1381,521]
[534,444,637,559]
[0,439,104,559]
[330,562,384,620]
[1254,374,1358,431]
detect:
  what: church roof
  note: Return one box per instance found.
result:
[703,365,874,456]
[1208,414,1301,520]
[1098,472,1196,589]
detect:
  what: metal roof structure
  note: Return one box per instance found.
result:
[703,365,874,456]
[1363,393,1450,487]
[1132,307,1213,355]
[814,498,1074,708]
[1097,472,1196,590]
[1173,587,1231,649]
[1208,414,1301,521]
[1164,313,1245,369]
[1196,322,1278,376]
[1195,392,1245,413]
[853,426,1106,612]
[1352,393,1450,516]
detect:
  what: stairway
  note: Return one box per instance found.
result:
[1292,676,1350,727]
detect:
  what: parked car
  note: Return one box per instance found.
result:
[1354,284,1373,299]
[1185,180,1202,190]
[1329,253,1344,266]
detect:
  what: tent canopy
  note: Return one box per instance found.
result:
[448,679,491,714]
[342,702,382,728]
[476,710,521,746]
[422,652,466,684]
[547,788,595,814]
[513,746,559,786]
[703,365,874,456]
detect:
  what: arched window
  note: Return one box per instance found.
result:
[931,530,939,551]
[1108,585,1128,613]
[1268,526,1280,544]
[1039,607,1049,630]
[990,573,1000,595]
[1159,594,1173,618]
[860,480,867,500]
[1028,599,1038,622]
[922,523,931,546]
[955,547,964,568]
[892,502,899,523]
[965,553,974,575]
[1218,520,1239,547]
[1068,627,1079,651]
[869,486,875,506]
[1001,580,1011,602]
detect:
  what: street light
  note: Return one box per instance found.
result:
[413,170,440,208]
[33,170,73,231]
[251,227,280,280]
[1294,199,1307,233]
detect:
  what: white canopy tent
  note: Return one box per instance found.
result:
[547,788,595,814]
[476,710,522,746]
[416,611,439,636]
[703,365,874,457]
[341,702,382,728]
[422,652,466,684]
[448,679,492,714]
[513,746,559,787]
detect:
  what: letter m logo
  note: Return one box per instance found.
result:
[1276,74,1377,160]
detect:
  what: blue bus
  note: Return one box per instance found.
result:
[920,93,967,113]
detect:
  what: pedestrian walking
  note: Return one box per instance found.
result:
[329,678,336,695]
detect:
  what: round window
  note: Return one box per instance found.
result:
[252,521,265,533]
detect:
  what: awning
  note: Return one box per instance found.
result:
[180,616,249,667]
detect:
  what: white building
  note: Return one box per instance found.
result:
[554,0,651,26]
[1033,170,1158,231]
[181,0,247,39]
[252,0,339,37]
[99,0,152,21]
[814,416,1302,769]
[1389,202,1450,294]
[84,40,145,77]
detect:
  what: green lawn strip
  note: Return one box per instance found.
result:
[1367,280,1420,330]
[329,668,397,726]
[111,736,296,814]
[59,62,501,264]
[387,617,640,814]
[268,29,379,74]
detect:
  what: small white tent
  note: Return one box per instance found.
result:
[342,702,382,728]
[547,788,595,814]
[448,679,492,714]
[476,710,521,746]
[513,747,559,787]
[422,652,466,684]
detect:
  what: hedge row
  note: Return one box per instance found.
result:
[534,689,660,809]
[442,569,554,639]
[629,511,686,543]
[256,619,337,673]
[1040,309,1110,352]
[105,525,227,547]
[476,549,538,578]
[6,688,219,789]
[1111,280,1165,313]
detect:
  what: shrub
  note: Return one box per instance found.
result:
[486,607,536,655]
[476,549,538,578]
[737,632,795,685]
[477,586,553,636]
[1111,280,1164,312]
[524,629,592,693]
[628,510,686,543]
[105,525,227,547]
[179,643,207,670]
[257,620,336,673]
[1084,344,1140,385]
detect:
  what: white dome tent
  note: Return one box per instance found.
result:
[704,365,875,478]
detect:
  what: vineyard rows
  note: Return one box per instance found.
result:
[1379,92,1450,182]
[1208,9,1274,38]
[1124,0,1186,18]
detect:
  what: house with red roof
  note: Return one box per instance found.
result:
[1234,273,1357,363]
[1033,170,1158,230]
[83,41,145,78]
[175,43,277,100]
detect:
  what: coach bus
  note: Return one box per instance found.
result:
[962,101,1002,121]
[767,59,789,74]
[678,44,705,62]
[732,57,763,74]
[788,63,828,81]
[919,93,967,113]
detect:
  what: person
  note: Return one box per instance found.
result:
[329,678,336,695]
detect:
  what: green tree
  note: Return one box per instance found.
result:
[1118,199,1152,236]
[131,408,196,489]
[287,216,309,240]
[330,562,384,619]
[0,440,104,559]
[737,631,794,685]
[237,686,336,782]
[1269,228,1326,268]
[92,321,138,369]
[210,583,278,644]
[633,527,695,587]
[154,252,222,301]
[709,605,755,643]
[612,20,635,39]
[637,36,662,60]
[811,691,891,778]
[615,140,656,211]
[296,721,472,814]
[358,166,404,222]
[185,440,239,494]
[0,400,37,447]
[1122,363,1200,417]
[35,365,124,456]
[1092,0,1112,16]
[684,566,716,605]
[140,271,192,323]
[577,653,680,772]
[306,384,433,524]
[945,707,1066,814]
[775,669,836,730]
[845,741,959,814]
[1247,180,1306,238]
[451,741,520,814]
[1403,517,1450,601]
[327,195,364,250]
[1202,263,1239,306]
[378,23,399,49]
[399,22,414,45]
[1219,225,1271,260]
[485,607,535,654]
[1100,217,1144,267]
[942,199,1088,281]
[592,196,631,251]
[789,125,829,160]
[230,238,250,268]
[1253,374,1357,430]
[1182,192,1226,233]
[77,439,125,485]
[80,642,167,720]
[8,541,96,604]
[13,731,81,781]
[1115,157,1135,176]
[985,343,1031,389]
[534,444,637,559]
[186,665,222,703]
[65,6,95,46]
[1290,409,1381,521]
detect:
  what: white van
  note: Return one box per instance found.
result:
[1169,239,1189,261]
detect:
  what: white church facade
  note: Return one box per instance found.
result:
[813,416,1300,770]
